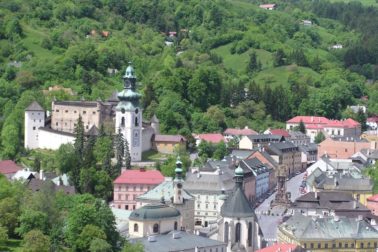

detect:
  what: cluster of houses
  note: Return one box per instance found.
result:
[6,64,378,251]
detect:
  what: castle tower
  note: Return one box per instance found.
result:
[115,64,142,161]
[24,101,45,149]
[173,157,184,205]
[218,166,261,252]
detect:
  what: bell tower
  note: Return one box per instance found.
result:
[115,63,142,162]
[173,157,184,205]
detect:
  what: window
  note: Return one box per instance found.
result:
[140,185,143,190]
[332,243,336,248]
[135,117,139,126]
[74,110,77,113]
[125,205,129,210]
[133,186,136,191]
[93,111,96,115]
[367,242,370,248]
[311,243,314,249]
[153,223,159,233]
[345,243,348,248]
[361,243,364,248]
[339,242,342,248]
[224,222,229,243]
[345,148,347,152]
[303,244,307,249]
[197,204,200,208]
[65,110,68,113]
[33,127,36,130]
[56,110,59,112]
[206,204,208,209]
[121,117,125,126]
[83,111,86,114]
[325,243,328,249]
[174,221,178,230]
[118,194,121,200]
[235,223,241,243]
[134,223,138,232]
[318,243,321,248]
[248,222,252,247]
[56,122,58,126]
[133,205,135,210]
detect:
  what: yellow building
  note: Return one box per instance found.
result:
[277,214,378,251]
[154,134,186,154]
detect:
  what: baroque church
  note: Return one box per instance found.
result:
[24,64,159,161]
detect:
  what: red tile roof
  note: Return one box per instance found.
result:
[325,118,360,128]
[287,116,329,124]
[269,129,290,137]
[155,134,186,143]
[256,243,299,252]
[367,194,378,202]
[196,133,225,144]
[0,160,22,175]
[224,128,258,136]
[114,169,164,185]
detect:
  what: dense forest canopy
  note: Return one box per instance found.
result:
[0,0,377,159]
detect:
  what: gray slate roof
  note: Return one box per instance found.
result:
[131,231,226,252]
[25,101,44,111]
[266,142,298,155]
[280,214,378,240]
[246,134,284,142]
[184,169,234,194]
[221,185,256,218]
[240,158,270,175]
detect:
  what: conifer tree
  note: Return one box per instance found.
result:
[73,115,85,190]
[114,129,124,177]
[298,120,306,134]
[124,139,131,170]
[83,134,97,168]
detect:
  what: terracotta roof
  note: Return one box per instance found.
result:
[287,116,329,124]
[367,194,378,202]
[196,133,225,144]
[155,134,186,143]
[256,243,300,252]
[269,129,290,137]
[0,160,22,175]
[114,169,164,185]
[224,128,257,136]
[325,118,360,128]
[367,116,378,123]
[25,101,44,111]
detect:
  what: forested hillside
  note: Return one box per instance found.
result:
[0,0,376,159]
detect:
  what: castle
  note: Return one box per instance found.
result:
[24,64,159,161]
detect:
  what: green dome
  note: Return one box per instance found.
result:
[129,203,181,221]
[235,166,244,176]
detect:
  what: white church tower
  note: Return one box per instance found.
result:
[24,101,45,149]
[115,64,142,162]
[173,157,184,205]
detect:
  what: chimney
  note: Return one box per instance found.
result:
[39,169,43,180]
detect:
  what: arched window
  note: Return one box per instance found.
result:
[224,222,229,243]
[235,223,241,243]
[248,222,252,246]
[135,117,139,126]
[153,223,159,233]
[134,223,138,232]
[174,221,178,230]
[121,117,125,126]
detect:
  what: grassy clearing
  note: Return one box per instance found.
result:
[252,64,321,87]
[142,150,167,161]
[329,0,378,6]
[212,44,273,71]
[21,24,57,60]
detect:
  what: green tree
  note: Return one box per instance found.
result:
[89,238,112,252]
[356,108,367,131]
[22,229,51,252]
[74,115,85,162]
[298,120,306,134]
[274,49,286,67]
[114,129,124,176]
[125,139,131,170]
[314,131,325,144]
[247,51,261,74]
[122,242,144,252]
[213,141,227,160]
[0,226,8,245]
[56,144,78,174]
[76,225,106,252]
[83,134,97,169]
[16,209,48,237]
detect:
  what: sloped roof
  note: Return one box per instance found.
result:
[240,158,270,175]
[25,101,44,111]
[224,128,258,136]
[256,243,301,252]
[150,114,159,123]
[155,134,186,143]
[287,116,329,124]
[114,169,164,185]
[184,169,234,193]
[367,194,378,202]
[280,214,378,240]
[221,184,255,218]
[0,160,22,175]
[137,179,194,202]
[87,125,99,136]
[269,129,290,137]
[196,133,225,144]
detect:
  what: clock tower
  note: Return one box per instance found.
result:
[173,157,184,205]
[115,63,142,162]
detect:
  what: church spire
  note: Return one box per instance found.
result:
[122,62,137,90]
[116,63,141,111]
[174,156,183,182]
